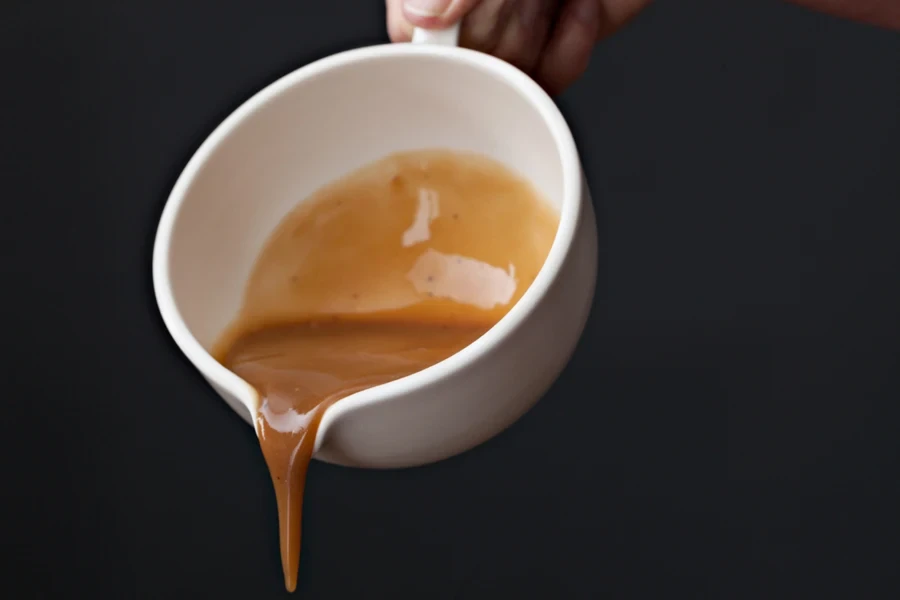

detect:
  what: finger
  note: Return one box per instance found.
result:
[596,0,654,39]
[457,0,514,55]
[401,0,483,28]
[386,0,415,42]
[489,0,558,73]
[534,0,601,96]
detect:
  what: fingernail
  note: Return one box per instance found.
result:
[404,0,453,18]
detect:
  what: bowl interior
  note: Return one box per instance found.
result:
[162,49,567,351]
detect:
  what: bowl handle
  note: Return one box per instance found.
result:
[411,23,460,47]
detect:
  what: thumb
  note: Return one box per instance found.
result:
[401,0,481,28]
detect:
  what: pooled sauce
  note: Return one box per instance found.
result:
[213,150,559,591]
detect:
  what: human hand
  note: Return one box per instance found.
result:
[386,0,651,95]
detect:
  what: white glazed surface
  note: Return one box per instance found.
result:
[152,30,598,469]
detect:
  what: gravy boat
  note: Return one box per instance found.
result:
[151,26,598,469]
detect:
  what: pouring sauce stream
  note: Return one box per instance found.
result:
[212,150,559,591]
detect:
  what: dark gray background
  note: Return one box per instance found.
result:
[3,0,899,598]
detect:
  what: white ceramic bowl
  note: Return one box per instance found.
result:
[152,28,598,469]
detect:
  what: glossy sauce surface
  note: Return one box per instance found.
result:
[213,150,559,591]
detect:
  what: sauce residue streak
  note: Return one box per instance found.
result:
[212,150,559,591]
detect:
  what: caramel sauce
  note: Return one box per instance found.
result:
[213,150,558,591]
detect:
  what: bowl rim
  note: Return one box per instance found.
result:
[151,42,583,441]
